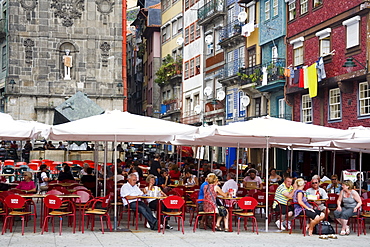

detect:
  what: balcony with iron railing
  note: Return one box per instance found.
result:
[161,99,181,116]
[219,20,244,48]
[255,58,286,92]
[197,0,225,25]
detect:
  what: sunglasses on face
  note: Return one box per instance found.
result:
[311,182,318,184]
[331,179,336,180]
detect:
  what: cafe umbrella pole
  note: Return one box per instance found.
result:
[114,135,118,230]
[265,137,270,232]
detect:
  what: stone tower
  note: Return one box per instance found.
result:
[0,0,123,123]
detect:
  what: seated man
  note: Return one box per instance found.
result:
[306,177,329,218]
[326,174,342,194]
[120,173,158,230]
[222,172,238,195]
[243,169,263,190]
[273,176,296,230]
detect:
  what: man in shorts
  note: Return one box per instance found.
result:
[272,176,297,230]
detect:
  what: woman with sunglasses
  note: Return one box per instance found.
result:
[16,171,36,192]
[334,180,362,235]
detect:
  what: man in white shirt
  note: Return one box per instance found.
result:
[120,173,158,230]
[222,172,238,195]
[306,177,329,217]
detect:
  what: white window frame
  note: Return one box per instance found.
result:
[272,0,278,17]
[301,94,312,123]
[238,91,246,117]
[288,2,296,21]
[300,0,308,15]
[247,1,256,24]
[329,88,341,120]
[172,20,177,36]
[342,16,360,49]
[278,98,285,118]
[177,17,183,32]
[265,0,270,21]
[359,82,370,116]
[226,94,233,119]
[272,46,278,61]
[316,28,331,57]
[290,37,304,66]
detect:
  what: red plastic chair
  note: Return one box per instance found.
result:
[4,160,15,166]
[160,196,186,234]
[27,163,39,171]
[41,195,76,235]
[30,159,42,166]
[360,198,370,235]
[82,193,113,234]
[236,188,248,197]
[253,191,267,218]
[73,190,93,231]
[193,199,217,232]
[234,197,259,234]
[2,194,36,235]
[15,162,27,167]
[326,193,338,221]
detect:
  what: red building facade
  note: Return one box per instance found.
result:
[285,0,370,129]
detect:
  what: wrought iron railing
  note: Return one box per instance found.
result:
[220,20,242,41]
[222,57,245,79]
[197,0,224,22]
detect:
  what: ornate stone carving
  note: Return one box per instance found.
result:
[100,42,111,67]
[23,38,35,64]
[20,0,38,21]
[96,0,114,24]
[96,0,114,14]
[51,0,85,27]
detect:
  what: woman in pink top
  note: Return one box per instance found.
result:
[16,171,36,192]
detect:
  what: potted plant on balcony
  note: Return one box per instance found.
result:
[155,54,177,85]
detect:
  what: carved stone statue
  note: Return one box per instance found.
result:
[63,49,72,80]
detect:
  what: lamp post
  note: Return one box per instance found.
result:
[342,56,368,73]
[8,79,16,91]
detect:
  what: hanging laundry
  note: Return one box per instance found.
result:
[308,63,318,98]
[284,68,290,77]
[316,57,326,82]
[262,67,268,86]
[241,22,255,37]
[293,69,300,84]
[290,67,294,78]
[303,66,308,89]
[299,68,304,88]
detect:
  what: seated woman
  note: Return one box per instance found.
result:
[143,174,171,229]
[58,164,75,181]
[16,172,36,192]
[38,164,50,191]
[184,169,198,186]
[334,180,362,235]
[268,168,282,184]
[203,173,229,231]
[293,178,325,236]
[169,164,181,181]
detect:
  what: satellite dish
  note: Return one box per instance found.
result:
[238,11,247,23]
[176,37,184,46]
[194,105,201,114]
[204,86,212,96]
[205,35,213,45]
[241,95,250,107]
[216,91,225,101]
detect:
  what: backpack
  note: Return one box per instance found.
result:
[313,221,335,235]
